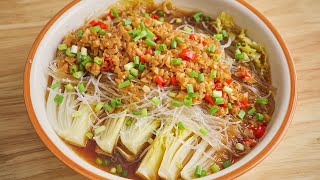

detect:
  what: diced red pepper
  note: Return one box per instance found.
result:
[97,21,107,29]
[242,72,252,79]
[242,138,257,147]
[89,20,98,26]
[107,11,114,19]
[146,50,153,55]
[189,34,196,40]
[180,49,196,61]
[140,57,146,63]
[101,57,113,71]
[253,124,266,138]
[239,98,248,108]
[215,81,224,90]
[262,122,269,127]
[204,94,215,105]
[170,77,179,85]
[151,14,160,20]
[226,79,233,85]
[202,41,207,46]
[219,92,228,108]
[155,76,166,87]
[153,36,158,41]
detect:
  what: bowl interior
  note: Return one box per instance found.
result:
[28,0,291,179]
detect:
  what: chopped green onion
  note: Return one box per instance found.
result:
[126,119,133,126]
[141,108,148,117]
[201,170,207,177]
[175,37,184,43]
[256,113,264,121]
[212,54,220,61]
[183,26,192,33]
[223,86,233,95]
[159,17,164,22]
[65,83,74,91]
[221,30,228,38]
[146,38,157,47]
[65,48,75,57]
[76,53,82,62]
[256,98,268,104]
[156,10,165,17]
[158,44,167,52]
[81,56,92,65]
[94,57,103,65]
[213,91,222,98]
[72,71,84,79]
[110,98,121,107]
[119,80,131,89]
[99,31,107,35]
[227,103,232,109]
[235,143,244,151]
[235,52,245,60]
[171,100,183,107]
[184,96,192,107]
[104,159,111,166]
[215,97,225,105]
[222,160,232,169]
[122,170,129,178]
[211,164,220,173]
[210,70,217,78]
[95,157,103,165]
[142,13,150,17]
[111,8,119,18]
[189,92,199,98]
[175,18,182,23]
[77,82,86,93]
[236,42,242,48]
[132,111,141,115]
[151,96,161,106]
[122,19,132,26]
[172,58,182,65]
[85,132,93,139]
[130,68,139,77]
[200,128,207,135]
[124,62,134,71]
[208,105,220,115]
[140,22,146,29]
[194,165,202,178]
[129,29,141,36]
[128,74,135,80]
[70,64,78,74]
[133,30,147,42]
[94,102,105,112]
[110,167,116,174]
[154,20,163,25]
[133,56,140,66]
[189,71,198,78]
[50,82,59,89]
[193,12,202,22]
[138,63,146,71]
[237,109,246,120]
[207,45,216,53]
[248,108,256,115]
[79,64,85,72]
[54,94,64,104]
[94,125,106,134]
[58,44,67,51]
[115,98,122,106]
[177,121,185,130]
[116,164,123,174]
[168,92,177,97]
[92,25,101,32]
[103,104,112,111]
[214,34,223,41]
[198,73,204,83]
[171,40,177,49]
[186,84,194,94]
[146,29,155,39]
[154,50,161,55]
[77,30,83,38]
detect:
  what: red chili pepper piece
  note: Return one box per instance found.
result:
[151,14,160,20]
[97,21,107,29]
[242,72,252,79]
[226,79,233,85]
[153,36,158,41]
[140,57,146,63]
[254,124,266,138]
[180,49,196,61]
[155,76,166,86]
[242,138,257,147]
[189,34,196,40]
[215,81,224,90]
[262,122,269,127]
[107,11,114,19]
[239,98,248,108]
[146,50,153,55]
[202,41,207,46]
[204,94,215,105]
[170,77,179,85]
[101,58,113,71]
[89,20,98,26]
[219,92,228,108]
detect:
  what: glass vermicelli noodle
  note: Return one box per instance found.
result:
[46,0,275,179]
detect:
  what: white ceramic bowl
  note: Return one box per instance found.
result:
[24,0,297,179]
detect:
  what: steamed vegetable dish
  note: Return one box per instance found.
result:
[47,0,274,179]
